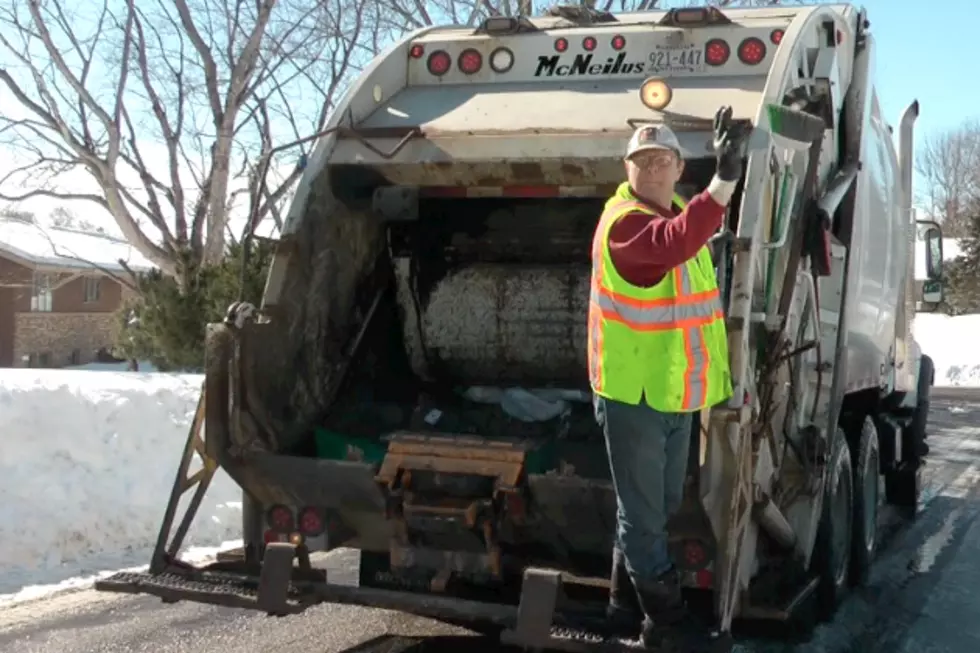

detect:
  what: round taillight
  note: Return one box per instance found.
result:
[583,36,597,51]
[427,50,451,76]
[458,48,483,75]
[704,38,730,66]
[684,540,707,568]
[489,47,514,73]
[409,43,425,59]
[298,506,325,536]
[770,29,784,45]
[611,34,626,51]
[737,37,767,65]
[266,505,293,532]
[639,77,673,112]
[554,37,568,53]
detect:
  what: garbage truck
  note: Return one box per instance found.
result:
[98,3,947,648]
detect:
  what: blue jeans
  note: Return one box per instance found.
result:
[595,395,693,584]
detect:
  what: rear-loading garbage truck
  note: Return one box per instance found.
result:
[98,3,947,649]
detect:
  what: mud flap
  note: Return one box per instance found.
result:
[257,542,299,615]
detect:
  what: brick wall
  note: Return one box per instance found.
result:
[13,312,120,368]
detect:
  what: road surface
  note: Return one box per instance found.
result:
[2,388,980,653]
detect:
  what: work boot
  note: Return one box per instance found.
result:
[606,549,642,635]
[635,569,734,653]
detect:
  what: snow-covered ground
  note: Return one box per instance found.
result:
[0,369,241,601]
[913,313,980,386]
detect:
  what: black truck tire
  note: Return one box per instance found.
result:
[814,426,853,620]
[849,416,880,587]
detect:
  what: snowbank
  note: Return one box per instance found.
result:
[913,313,980,386]
[0,369,241,594]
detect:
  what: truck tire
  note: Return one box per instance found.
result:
[849,416,880,587]
[813,426,853,620]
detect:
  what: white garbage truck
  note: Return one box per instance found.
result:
[98,3,946,649]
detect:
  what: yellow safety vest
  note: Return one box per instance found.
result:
[588,183,732,413]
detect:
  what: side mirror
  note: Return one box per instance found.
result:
[918,220,944,280]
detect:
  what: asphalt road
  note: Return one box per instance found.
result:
[3,388,980,653]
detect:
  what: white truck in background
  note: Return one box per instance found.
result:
[99,4,946,649]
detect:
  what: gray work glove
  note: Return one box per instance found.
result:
[713,106,750,182]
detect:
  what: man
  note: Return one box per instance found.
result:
[588,106,748,651]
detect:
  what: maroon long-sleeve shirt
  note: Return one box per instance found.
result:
[607,188,727,287]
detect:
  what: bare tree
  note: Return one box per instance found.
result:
[916,121,980,239]
[0,0,375,282]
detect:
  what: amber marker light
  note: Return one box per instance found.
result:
[639,77,673,111]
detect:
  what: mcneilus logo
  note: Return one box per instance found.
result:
[534,52,646,77]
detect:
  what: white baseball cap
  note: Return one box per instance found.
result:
[624,124,682,160]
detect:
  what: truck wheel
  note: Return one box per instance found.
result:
[813,426,853,620]
[849,417,880,587]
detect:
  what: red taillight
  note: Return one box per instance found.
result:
[554,37,568,53]
[695,568,714,588]
[409,43,424,59]
[737,37,767,65]
[611,34,626,51]
[582,36,597,51]
[704,39,730,66]
[683,539,707,568]
[266,505,293,532]
[427,50,451,76]
[770,29,784,45]
[458,48,483,75]
[298,506,325,536]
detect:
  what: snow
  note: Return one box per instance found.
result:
[0,218,155,273]
[0,369,241,598]
[914,313,980,386]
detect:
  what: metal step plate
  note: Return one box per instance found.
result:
[95,570,311,614]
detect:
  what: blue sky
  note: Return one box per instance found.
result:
[857,0,972,138]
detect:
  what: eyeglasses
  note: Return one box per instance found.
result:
[629,151,678,170]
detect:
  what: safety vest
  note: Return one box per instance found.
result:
[588,184,732,413]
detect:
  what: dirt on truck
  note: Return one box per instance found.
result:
[98,3,948,651]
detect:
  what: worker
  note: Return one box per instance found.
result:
[588,106,748,651]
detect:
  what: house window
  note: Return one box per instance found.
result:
[31,272,53,312]
[84,277,101,303]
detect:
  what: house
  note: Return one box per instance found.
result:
[0,217,155,368]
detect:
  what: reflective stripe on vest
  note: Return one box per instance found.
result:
[588,189,730,412]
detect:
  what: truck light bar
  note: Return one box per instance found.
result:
[476,15,538,35]
[658,6,732,28]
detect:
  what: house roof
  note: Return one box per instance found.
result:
[0,218,156,274]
